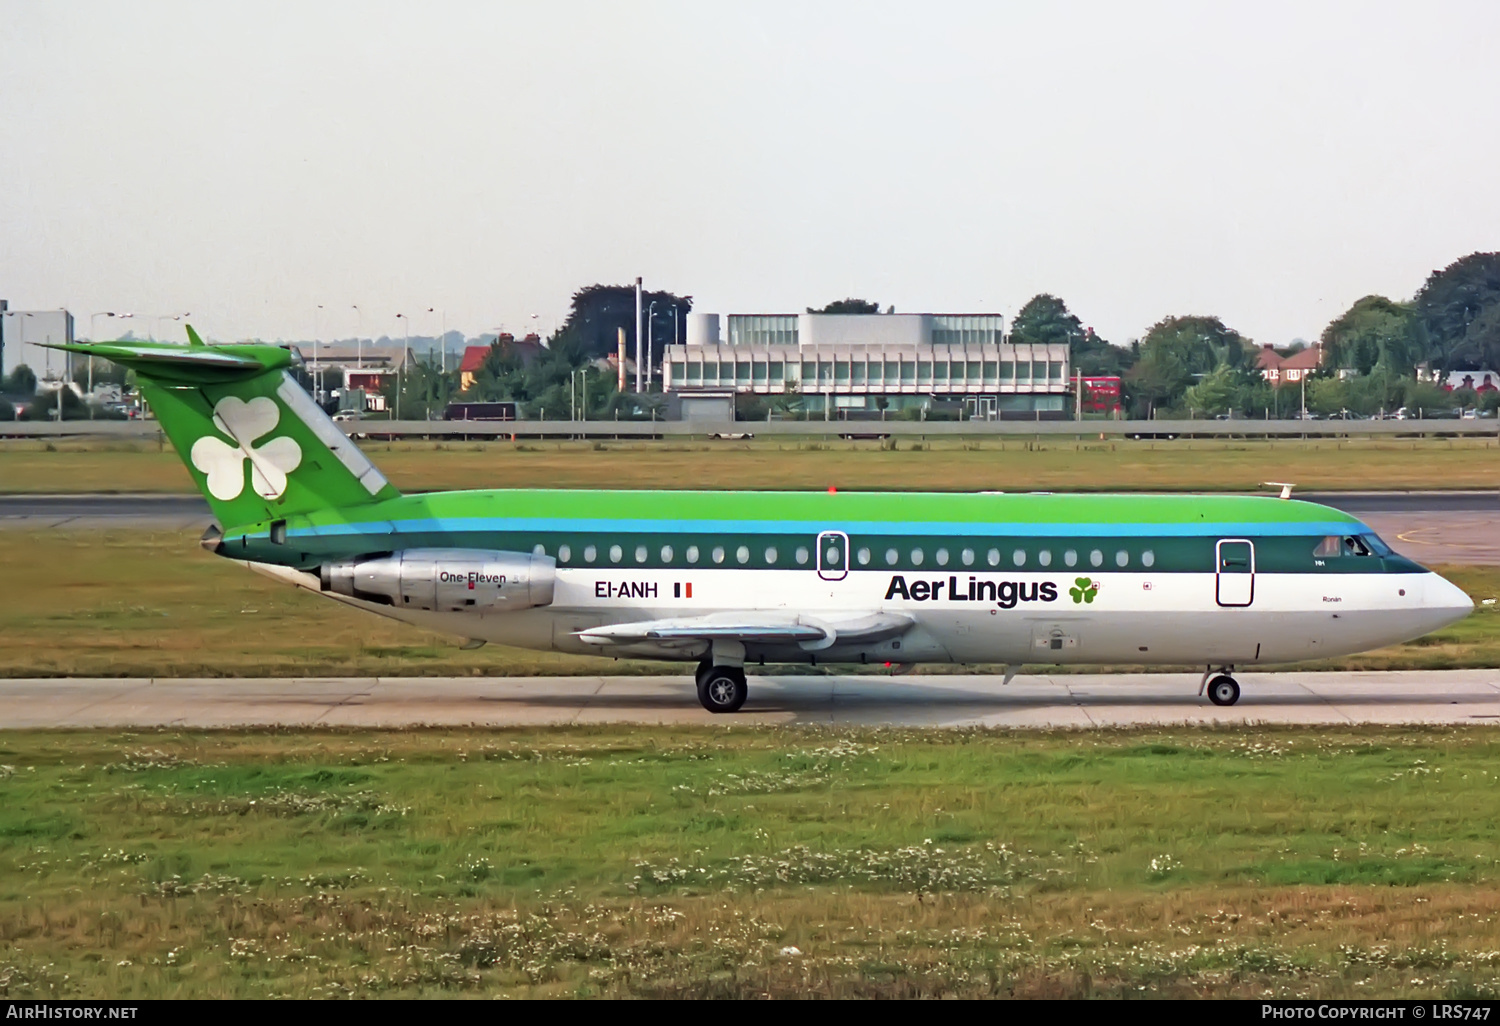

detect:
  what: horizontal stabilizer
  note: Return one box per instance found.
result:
[38,339,289,384]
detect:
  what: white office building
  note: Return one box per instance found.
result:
[666,312,1069,417]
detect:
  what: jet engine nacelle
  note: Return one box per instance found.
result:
[320,549,555,613]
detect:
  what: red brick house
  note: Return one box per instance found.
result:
[1256,344,1321,385]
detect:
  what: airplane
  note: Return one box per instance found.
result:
[48,332,1474,713]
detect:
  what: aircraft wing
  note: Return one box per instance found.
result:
[576,610,913,652]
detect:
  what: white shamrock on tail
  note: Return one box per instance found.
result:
[189,396,303,501]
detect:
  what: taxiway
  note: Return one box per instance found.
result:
[4,670,1500,729]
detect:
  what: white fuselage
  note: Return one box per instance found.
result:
[253,562,1474,669]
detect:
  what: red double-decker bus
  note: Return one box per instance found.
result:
[1076,375,1122,414]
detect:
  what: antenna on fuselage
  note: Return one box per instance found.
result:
[1263,481,1296,500]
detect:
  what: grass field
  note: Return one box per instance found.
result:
[2,724,1500,998]
[5,436,1500,494]
[1,528,1496,678]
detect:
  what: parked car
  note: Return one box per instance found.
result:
[332,411,368,439]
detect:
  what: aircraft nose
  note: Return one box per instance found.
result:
[1425,572,1474,629]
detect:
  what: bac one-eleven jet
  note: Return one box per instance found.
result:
[52,333,1473,713]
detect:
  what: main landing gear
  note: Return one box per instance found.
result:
[695,661,748,714]
[1199,665,1241,706]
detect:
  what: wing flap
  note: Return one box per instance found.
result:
[575,611,913,649]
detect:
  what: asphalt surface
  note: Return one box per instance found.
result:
[4,670,1500,728]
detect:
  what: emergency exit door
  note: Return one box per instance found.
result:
[817,531,849,581]
[1216,539,1255,607]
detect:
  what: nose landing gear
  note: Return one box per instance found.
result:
[1198,665,1241,706]
[695,662,748,713]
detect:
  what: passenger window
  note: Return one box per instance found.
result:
[1141,549,1155,568]
[1115,550,1128,567]
[936,548,949,566]
[987,548,1000,566]
[1038,549,1052,567]
[712,546,726,564]
[885,548,899,566]
[609,545,623,563]
[1013,548,1026,567]
[1090,549,1103,567]
[635,545,647,563]
[736,545,750,564]
[1314,536,1342,558]
[559,544,572,563]
[1063,549,1077,567]
[584,545,597,563]
[911,548,925,566]
[533,544,545,556]
[796,546,810,565]
[962,548,975,566]
[686,545,699,564]
[661,545,673,562]
[766,546,778,564]
[856,547,870,565]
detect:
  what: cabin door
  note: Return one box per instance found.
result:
[1216,539,1255,607]
[817,531,849,582]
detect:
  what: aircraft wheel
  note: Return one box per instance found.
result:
[694,660,712,690]
[697,667,748,714]
[1207,675,1241,707]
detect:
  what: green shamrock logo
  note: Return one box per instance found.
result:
[1069,577,1098,604]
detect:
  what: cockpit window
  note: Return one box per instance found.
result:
[1342,535,1372,557]
[1314,536,1341,558]
[1361,533,1393,557]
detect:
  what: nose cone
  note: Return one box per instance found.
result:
[1426,572,1475,630]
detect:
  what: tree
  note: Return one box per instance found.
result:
[3,365,37,395]
[1320,295,1421,376]
[72,358,127,392]
[0,399,12,421]
[381,356,461,420]
[1010,294,1085,347]
[807,299,880,314]
[1181,365,1240,416]
[1415,252,1500,373]
[16,385,89,421]
[551,284,692,367]
[1305,377,1350,417]
[1403,379,1453,417]
[1125,315,1252,416]
[1010,294,1132,378]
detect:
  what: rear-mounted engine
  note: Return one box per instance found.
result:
[320,549,555,612]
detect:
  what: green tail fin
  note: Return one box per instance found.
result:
[45,333,398,530]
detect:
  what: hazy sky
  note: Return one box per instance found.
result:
[3,1,1498,346]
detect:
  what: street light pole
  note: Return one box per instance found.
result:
[155,312,190,341]
[314,304,324,403]
[646,300,659,392]
[426,308,446,373]
[396,313,410,422]
[634,277,643,393]
[352,305,363,380]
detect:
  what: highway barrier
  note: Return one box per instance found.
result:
[4,418,1499,440]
